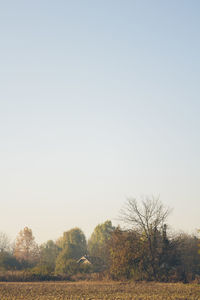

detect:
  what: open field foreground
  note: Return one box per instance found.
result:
[0,281,199,300]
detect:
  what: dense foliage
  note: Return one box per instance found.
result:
[0,199,199,282]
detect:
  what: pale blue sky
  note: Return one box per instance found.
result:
[0,1,200,243]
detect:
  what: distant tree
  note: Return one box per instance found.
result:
[119,197,171,280]
[198,229,200,255]
[88,220,115,266]
[108,227,146,280]
[57,228,87,257]
[55,256,78,276]
[38,240,60,273]
[14,227,39,266]
[55,243,81,275]
[173,233,200,282]
[55,228,87,275]
[0,232,10,252]
[0,251,20,271]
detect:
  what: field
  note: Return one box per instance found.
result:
[0,281,199,300]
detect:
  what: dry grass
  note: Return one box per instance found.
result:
[0,281,199,299]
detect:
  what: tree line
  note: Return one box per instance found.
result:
[0,197,200,282]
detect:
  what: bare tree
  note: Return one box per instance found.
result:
[120,196,171,279]
[120,196,171,234]
[0,232,10,252]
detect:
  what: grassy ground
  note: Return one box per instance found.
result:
[0,281,199,299]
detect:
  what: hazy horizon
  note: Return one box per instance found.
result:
[1,1,200,244]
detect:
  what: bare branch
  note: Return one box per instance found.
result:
[119,196,171,236]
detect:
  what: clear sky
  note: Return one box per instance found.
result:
[0,1,200,244]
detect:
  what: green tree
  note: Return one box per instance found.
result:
[0,251,20,271]
[55,256,78,276]
[55,243,80,275]
[88,220,115,265]
[38,240,60,273]
[57,227,87,257]
[55,228,86,275]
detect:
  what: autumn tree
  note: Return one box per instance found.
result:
[14,227,39,266]
[108,227,147,280]
[120,196,171,280]
[173,233,200,282]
